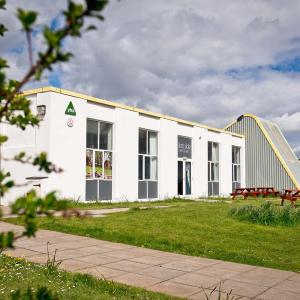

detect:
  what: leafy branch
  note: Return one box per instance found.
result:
[0,0,110,257]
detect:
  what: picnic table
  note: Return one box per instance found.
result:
[280,189,300,208]
[256,187,280,197]
[231,187,279,199]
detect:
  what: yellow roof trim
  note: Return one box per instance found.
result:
[22,86,244,138]
[225,113,300,188]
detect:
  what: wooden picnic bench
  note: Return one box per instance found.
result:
[231,187,260,199]
[256,187,280,197]
[231,187,279,199]
[280,189,300,207]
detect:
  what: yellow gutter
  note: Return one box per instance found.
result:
[22,86,244,138]
[225,113,300,188]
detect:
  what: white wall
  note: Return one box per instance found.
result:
[1,90,245,204]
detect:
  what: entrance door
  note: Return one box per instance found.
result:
[178,161,191,195]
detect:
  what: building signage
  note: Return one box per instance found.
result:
[178,136,192,158]
[67,118,74,127]
[65,101,76,116]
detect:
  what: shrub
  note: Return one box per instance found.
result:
[229,202,300,226]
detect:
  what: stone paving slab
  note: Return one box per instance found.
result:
[1,221,299,300]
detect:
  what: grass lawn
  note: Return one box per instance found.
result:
[0,255,177,300]
[66,197,197,209]
[5,199,300,272]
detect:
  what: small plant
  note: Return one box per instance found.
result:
[46,242,62,274]
[202,282,242,300]
[230,201,300,226]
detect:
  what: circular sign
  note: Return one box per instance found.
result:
[67,118,74,127]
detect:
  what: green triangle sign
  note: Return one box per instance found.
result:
[65,101,76,116]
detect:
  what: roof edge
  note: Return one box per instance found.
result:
[225,113,300,188]
[21,86,244,138]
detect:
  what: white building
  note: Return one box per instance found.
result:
[1,87,245,204]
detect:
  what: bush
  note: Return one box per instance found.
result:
[229,202,300,226]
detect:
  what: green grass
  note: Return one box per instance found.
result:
[0,255,177,300]
[5,199,300,272]
[65,197,195,209]
[230,201,300,226]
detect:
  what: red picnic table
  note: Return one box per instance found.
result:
[280,189,300,208]
[231,187,279,199]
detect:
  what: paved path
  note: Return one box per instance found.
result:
[1,221,299,300]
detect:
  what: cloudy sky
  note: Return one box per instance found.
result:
[1,0,300,156]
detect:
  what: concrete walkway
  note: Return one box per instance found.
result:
[1,221,299,300]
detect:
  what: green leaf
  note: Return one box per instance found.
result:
[0,134,7,143]
[85,0,108,12]
[0,24,7,36]
[0,57,8,68]
[86,24,97,31]
[0,0,6,10]
[17,9,38,31]
[43,26,60,48]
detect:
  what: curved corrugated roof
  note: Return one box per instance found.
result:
[225,114,300,189]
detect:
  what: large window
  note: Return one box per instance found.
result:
[208,141,219,196]
[138,129,158,199]
[86,119,113,200]
[232,146,241,191]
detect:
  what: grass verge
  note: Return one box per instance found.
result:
[65,197,195,209]
[0,254,177,300]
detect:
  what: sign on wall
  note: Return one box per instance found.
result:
[65,101,76,116]
[178,136,192,158]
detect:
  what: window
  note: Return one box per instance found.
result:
[138,129,158,199]
[208,141,219,196]
[232,146,241,191]
[86,120,113,200]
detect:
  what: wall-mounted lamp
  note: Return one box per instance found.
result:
[37,105,46,121]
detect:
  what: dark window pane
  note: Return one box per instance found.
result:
[139,129,147,154]
[99,180,112,200]
[208,182,213,196]
[100,123,112,150]
[145,156,150,179]
[178,161,183,195]
[138,181,147,199]
[208,142,212,161]
[208,162,210,181]
[138,155,143,180]
[86,180,98,201]
[87,120,98,149]
[148,181,158,198]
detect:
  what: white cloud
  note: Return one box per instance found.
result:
[2,0,300,156]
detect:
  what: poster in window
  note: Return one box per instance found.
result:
[104,152,112,179]
[86,149,93,178]
[178,136,192,158]
[95,151,103,178]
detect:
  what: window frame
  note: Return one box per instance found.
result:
[86,119,113,182]
[138,128,158,199]
[208,141,220,183]
[138,129,158,182]
[232,146,241,184]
